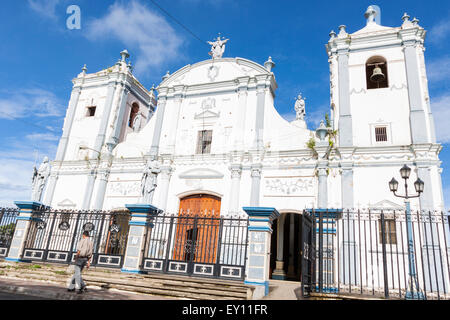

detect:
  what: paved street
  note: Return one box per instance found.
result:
[0,291,51,300]
[0,277,171,300]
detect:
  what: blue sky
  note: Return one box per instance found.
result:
[0,0,449,207]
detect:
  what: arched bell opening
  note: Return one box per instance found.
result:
[269,212,304,281]
[366,56,389,89]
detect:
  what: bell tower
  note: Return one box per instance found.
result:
[326,6,443,210]
[327,7,436,148]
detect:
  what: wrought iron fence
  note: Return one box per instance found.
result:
[22,208,131,268]
[0,208,19,258]
[142,210,249,280]
[309,209,450,300]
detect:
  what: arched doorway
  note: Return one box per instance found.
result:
[178,194,221,218]
[173,194,221,263]
[270,213,303,281]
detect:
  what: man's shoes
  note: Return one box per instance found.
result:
[77,289,83,294]
[67,288,75,292]
[81,285,87,292]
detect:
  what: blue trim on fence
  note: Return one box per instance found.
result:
[314,286,339,293]
[121,268,144,274]
[249,218,270,222]
[131,214,149,218]
[125,204,160,214]
[248,226,272,232]
[316,228,336,234]
[5,258,22,262]
[244,280,270,295]
[129,221,152,227]
[14,201,45,210]
[16,216,32,221]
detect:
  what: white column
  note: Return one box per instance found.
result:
[272,214,286,280]
[166,89,183,154]
[402,41,430,144]
[337,48,353,147]
[93,82,117,154]
[109,86,130,146]
[287,214,296,278]
[250,164,262,207]
[149,95,167,157]
[91,170,110,210]
[228,164,242,214]
[55,87,81,161]
[42,172,58,206]
[157,166,173,211]
[81,170,96,210]
[232,79,249,151]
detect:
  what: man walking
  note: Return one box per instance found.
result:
[67,231,94,294]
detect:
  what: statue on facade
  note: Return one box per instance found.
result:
[294,94,306,121]
[140,159,161,204]
[132,112,142,132]
[31,156,50,202]
[207,35,229,59]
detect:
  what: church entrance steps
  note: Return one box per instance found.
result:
[262,280,303,300]
[0,261,253,300]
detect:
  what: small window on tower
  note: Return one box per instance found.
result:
[375,126,388,142]
[196,130,212,154]
[86,106,96,117]
[366,56,389,89]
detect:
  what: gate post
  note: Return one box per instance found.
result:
[6,201,44,262]
[243,207,280,299]
[121,204,160,274]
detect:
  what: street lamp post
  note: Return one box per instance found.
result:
[389,165,425,300]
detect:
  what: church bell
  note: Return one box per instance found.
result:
[370,64,386,83]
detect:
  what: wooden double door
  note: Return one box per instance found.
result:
[173,194,221,263]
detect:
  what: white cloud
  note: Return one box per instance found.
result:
[0,88,63,120]
[85,1,184,76]
[25,133,60,142]
[429,18,450,44]
[28,0,61,20]
[431,93,450,144]
[427,56,450,83]
[0,159,34,207]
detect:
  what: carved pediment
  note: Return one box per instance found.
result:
[370,200,403,210]
[179,168,224,179]
[194,110,221,120]
[57,198,76,207]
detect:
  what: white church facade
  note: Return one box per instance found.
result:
[22,7,449,297]
[38,8,444,215]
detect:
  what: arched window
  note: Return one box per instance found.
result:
[366,56,389,89]
[128,103,139,128]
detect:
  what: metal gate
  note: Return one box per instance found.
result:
[141,211,249,280]
[0,208,19,258]
[22,209,130,268]
[301,209,316,297]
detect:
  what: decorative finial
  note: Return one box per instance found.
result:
[338,25,348,38]
[316,120,328,142]
[402,12,410,23]
[329,30,336,41]
[412,17,420,26]
[127,61,133,72]
[120,49,130,62]
[264,56,275,72]
[365,6,377,25]
[81,64,87,75]
[162,71,170,80]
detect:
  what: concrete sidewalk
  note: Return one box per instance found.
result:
[0,277,171,300]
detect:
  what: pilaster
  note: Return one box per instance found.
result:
[243,207,280,299]
[121,204,160,273]
[6,201,45,262]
